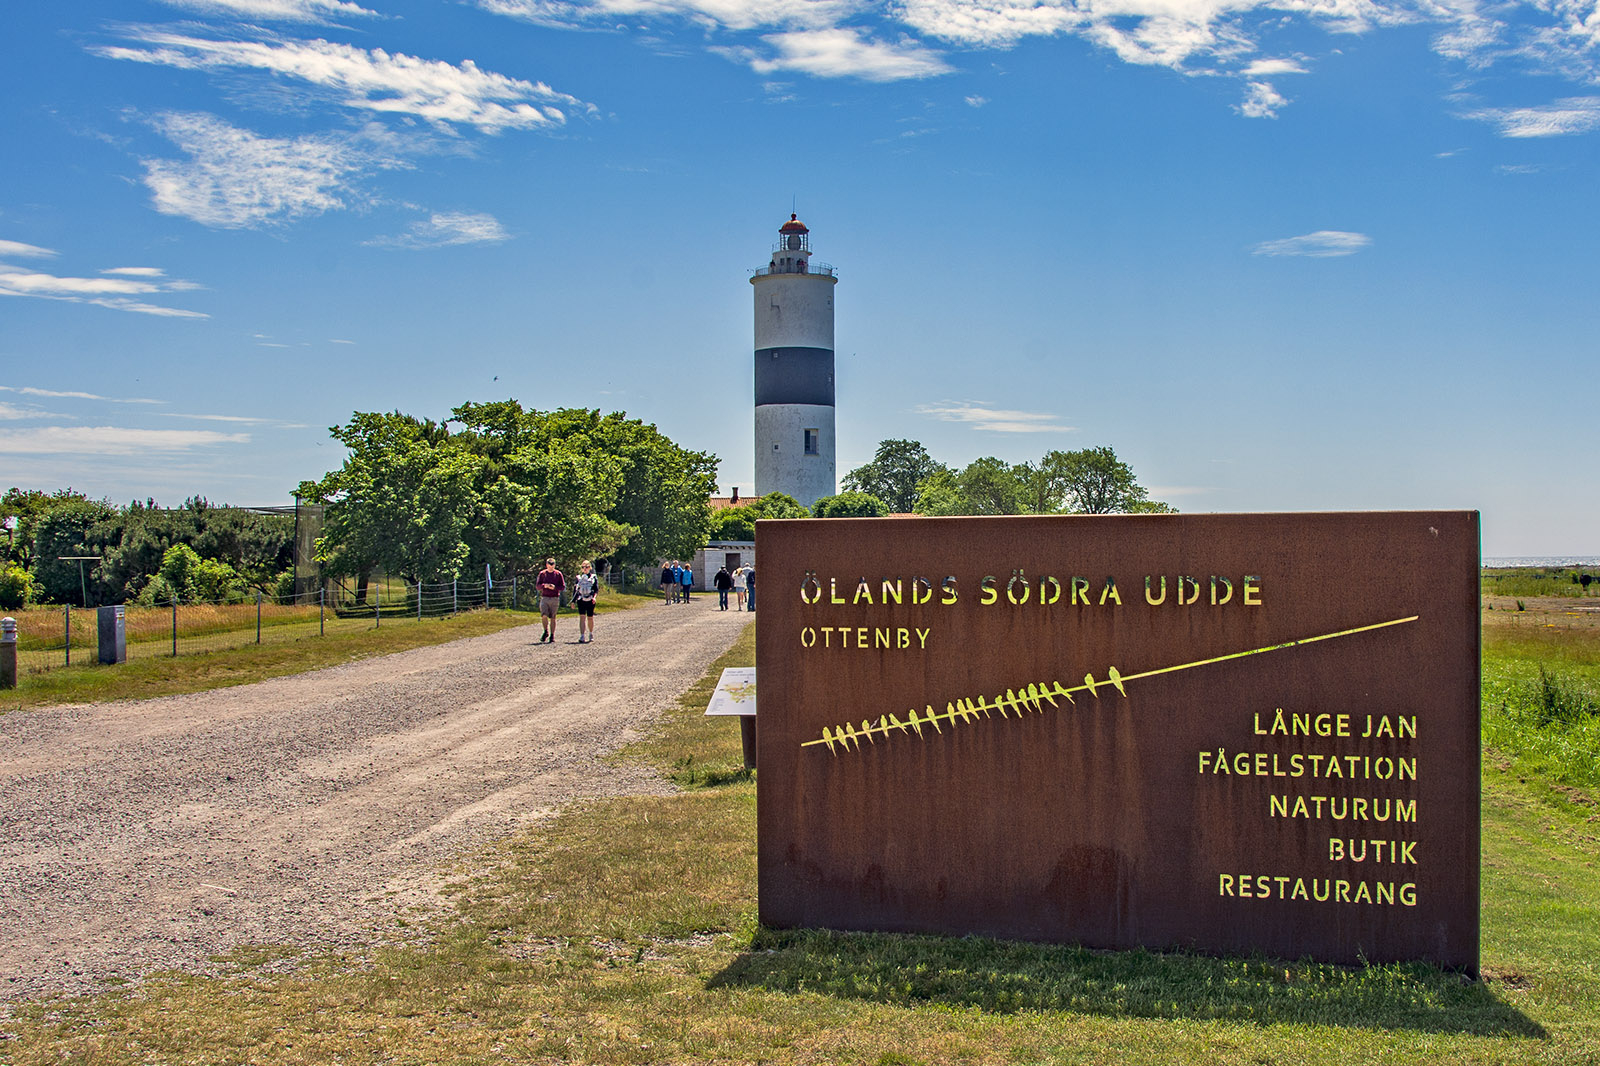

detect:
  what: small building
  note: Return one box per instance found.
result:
[690,541,754,591]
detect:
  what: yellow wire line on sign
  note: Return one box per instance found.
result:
[801,615,1420,754]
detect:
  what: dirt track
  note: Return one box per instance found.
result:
[0,598,749,1005]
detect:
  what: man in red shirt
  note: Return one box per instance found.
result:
[535,557,565,644]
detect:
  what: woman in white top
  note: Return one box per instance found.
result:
[732,566,749,611]
[573,560,600,643]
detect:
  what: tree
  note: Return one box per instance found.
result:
[2,487,95,570]
[706,492,810,542]
[450,402,716,569]
[812,491,889,518]
[842,439,946,513]
[913,468,975,516]
[29,499,115,604]
[1052,446,1172,514]
[297,412,485,585]
[450,403,627,575]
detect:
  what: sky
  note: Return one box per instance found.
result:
[1,0,1596,556]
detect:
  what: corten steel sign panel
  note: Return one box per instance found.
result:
[756,512,1480,972]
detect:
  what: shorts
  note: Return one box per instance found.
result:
[539,594,560,618]
[575,598,595,616]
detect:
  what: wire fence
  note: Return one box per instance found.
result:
[4,566,650,677]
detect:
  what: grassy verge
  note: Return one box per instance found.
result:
[1,592,658,713]
[2,620,1597,1064]
[1483,617,1600,796]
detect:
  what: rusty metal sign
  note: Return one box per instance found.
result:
[755,512,1480,973]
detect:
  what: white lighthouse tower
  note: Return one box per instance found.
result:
[751,213,837,507]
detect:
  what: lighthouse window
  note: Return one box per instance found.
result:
[804,428,819,455]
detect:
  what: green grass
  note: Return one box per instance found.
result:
[1,619,1597,1064]
[1482,567,1599,601]
[0,592,658,712]
[1483,624,1600,795]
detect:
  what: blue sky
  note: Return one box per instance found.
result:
[2,0,1595,555]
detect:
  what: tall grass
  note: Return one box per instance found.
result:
[1482,567,1598,600]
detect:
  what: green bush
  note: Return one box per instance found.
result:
[0,562,32,610]
[812,491,889,519]
[135,545,247,604]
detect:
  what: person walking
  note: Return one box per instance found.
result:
[659,562,673,604]
[669,561,682,604]
[746,566,755,613]
[679,561,694,602]
[713,565,733,611]
[733,564,749,611]
[572,559,600,643]
[535,557,565,643]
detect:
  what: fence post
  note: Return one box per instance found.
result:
[171,600,178,657]
[417,581,423,620]
[319,587,325,636]
[486,563,492,608]
[375,581,380,629]
[65,604,71,667]
[453,579,458,616]
[256,590,263,644]
[511,573,516,610]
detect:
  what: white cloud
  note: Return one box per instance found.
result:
[471,0,1600,126]
[0,426,250,456]
[896,0,1083,48]
[479,0,856,33]
[1252,230,1372,256]
[157,0,379,19]
[102,266,168,277]
[0,386,164,403]
[1238,79,1289,118]
[0,402,51,420]
[141,112,388,228]
[1463,97,1600,136]
[740,28,952,81]
[0,240,58,259]
[98,31,593,133]
[965,93,988,106]
[1243,57,1308,75]
[915,400,1074,433]
[0,261,207,317]
[368,211,511,248]
[160,412,302,425]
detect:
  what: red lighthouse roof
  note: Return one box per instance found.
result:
[778,213,808,234]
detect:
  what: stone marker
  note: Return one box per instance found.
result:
[1,616,16,690]
[756,512,1480,973]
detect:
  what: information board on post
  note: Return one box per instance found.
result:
[755,512,1480,972]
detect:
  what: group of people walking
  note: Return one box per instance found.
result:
[712,563,754,612]
[531,554,752,647]
[658,560,755,612]
[534,557,600,644]
[659,561,695,604]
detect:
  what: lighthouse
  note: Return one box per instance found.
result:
[751,213,838,507]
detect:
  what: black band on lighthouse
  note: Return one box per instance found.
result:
[754,347,835,407]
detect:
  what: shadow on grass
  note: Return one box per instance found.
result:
[708,927,1545,1038]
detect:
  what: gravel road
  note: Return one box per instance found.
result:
[0,597,750,1004]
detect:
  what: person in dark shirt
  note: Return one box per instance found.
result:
[713,565,733,610]
[536,557,565,643]
[659,563,673,604]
